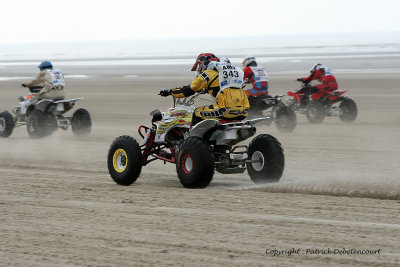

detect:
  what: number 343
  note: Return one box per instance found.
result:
[222,70,239,78]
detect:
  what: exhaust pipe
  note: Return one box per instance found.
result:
[237,126,256,141]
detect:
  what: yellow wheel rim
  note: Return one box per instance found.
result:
[113,149,128,173]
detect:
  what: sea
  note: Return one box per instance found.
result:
[0,32,399,79]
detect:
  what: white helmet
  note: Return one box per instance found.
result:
[205,61,218,70]
[205,57,230,71]
[242,56,257,67]
[219,57,231,65]
[310,63,325,73]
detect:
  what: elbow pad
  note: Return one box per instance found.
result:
[182,85,195,97]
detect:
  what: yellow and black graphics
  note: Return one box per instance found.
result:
[155,109,193,135]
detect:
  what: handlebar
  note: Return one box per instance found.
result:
[22,84,43,93]
[172,90,207,108]
[297,79,310,86]
[28,86,43,89]
[28,86,42,94]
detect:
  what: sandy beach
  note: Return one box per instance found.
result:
[1,59,400,266]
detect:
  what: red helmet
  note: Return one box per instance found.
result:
[191,53,219,73]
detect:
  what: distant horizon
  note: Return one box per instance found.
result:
[1,31,399,45]
[1,31,399,63]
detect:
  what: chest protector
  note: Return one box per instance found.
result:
[250,66,269,82]
[48,69,65,87]
[214,63,244,97]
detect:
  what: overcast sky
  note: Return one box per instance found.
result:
[1,0,400,43]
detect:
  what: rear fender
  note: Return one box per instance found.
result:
[328,90,348,101]
[57,98,83,113]
[190,119,222,139]
[336,90,348,95]
[35,98,83,113]
[190,119,257,145]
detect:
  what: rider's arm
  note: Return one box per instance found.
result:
[170,70,217,98]
[170,85,193,98]
[301,69,322,83]
[24,72,45,87]
[190,70,218,93]
[243,66,252,81]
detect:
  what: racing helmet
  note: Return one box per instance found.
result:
[219,57,231,65]
[310,63,325,73]
[242,56,257,67]
[206,56,231,71]
[191,53,219,73]
[38,61,53,71]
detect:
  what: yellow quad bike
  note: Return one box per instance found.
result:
[107,93,285,188]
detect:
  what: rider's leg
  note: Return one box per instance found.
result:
[191,104,248,127]
[33,88,65,103]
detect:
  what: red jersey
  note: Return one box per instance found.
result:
[300,69,338,91]
[243,66,269,96]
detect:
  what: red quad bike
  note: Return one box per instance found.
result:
[107,92,285,189]
[286,81,358,124]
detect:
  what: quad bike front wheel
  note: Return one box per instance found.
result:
[107,135,142,185]
[274,105,297,133]
[306,100,325,124]
[0,110,15,138]
[247,134,284,184]
[176,137,215,188]
[71,108,92,136]
[339,98,357,123]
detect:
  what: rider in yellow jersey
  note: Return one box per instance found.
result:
[160,53,250,126]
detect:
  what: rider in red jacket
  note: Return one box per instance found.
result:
[298,64,337,90]
[242,56,270,110]
[295,64,338,105]
[242,56,269,96]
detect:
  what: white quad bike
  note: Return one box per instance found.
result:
[107,92,285,188]
[242,81,297,133]
[0,86,92,138]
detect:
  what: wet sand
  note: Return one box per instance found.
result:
[0,65,400,266]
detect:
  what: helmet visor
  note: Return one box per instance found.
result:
[191,61,200,71]
[191,55,207,71]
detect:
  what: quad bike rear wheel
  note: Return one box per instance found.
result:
[339,98,357,123]
[0,110,15,138]
[27,109,48,139]
[176,137,215,188]
[71,108,92,136]
[247,134,284,184]
[274,105,297,133]
[306,100,325,124]
[107,135,142,185]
